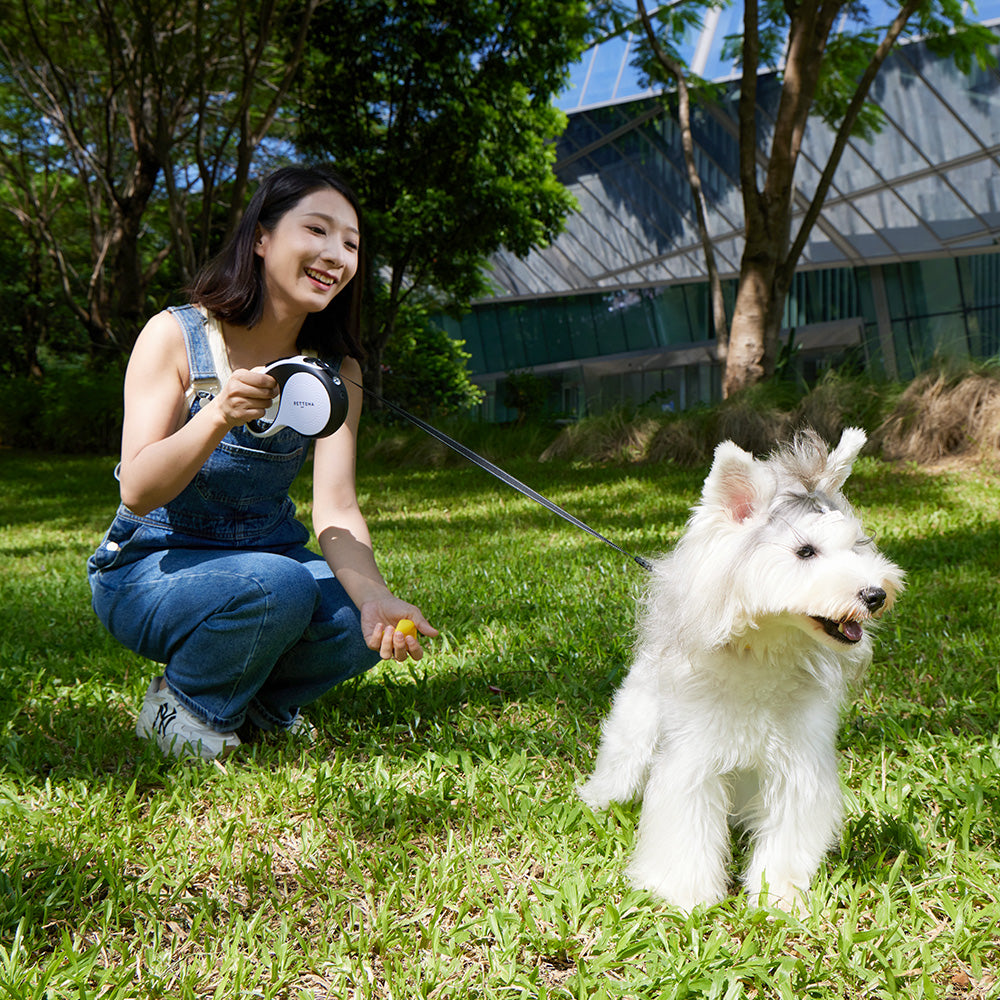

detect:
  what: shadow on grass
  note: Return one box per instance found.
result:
[0,838,119,937]
[1,451,119,530]
[840,810,928,876]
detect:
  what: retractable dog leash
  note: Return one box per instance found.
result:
[252,356,653,572]
[247,356,349,439]
[350,376,654,572]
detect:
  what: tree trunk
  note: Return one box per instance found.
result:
[724,0,841,396]
[724,256,773,396]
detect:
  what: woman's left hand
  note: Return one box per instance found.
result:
[361,600,439,662]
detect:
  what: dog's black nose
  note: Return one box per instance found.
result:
[860,586,886,612]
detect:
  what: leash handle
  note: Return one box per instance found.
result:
[345,375,653,572]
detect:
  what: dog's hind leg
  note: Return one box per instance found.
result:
[577,653,661,810]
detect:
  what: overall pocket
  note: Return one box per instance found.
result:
[192,437,305,508]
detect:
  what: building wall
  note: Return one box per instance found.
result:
[434,26,1000,422]
[438,251,1000,422]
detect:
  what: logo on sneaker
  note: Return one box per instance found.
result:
[153,702,178,737]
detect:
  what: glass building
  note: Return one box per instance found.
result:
[438,7,1000,421]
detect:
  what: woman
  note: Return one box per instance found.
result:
[88,165,436,760]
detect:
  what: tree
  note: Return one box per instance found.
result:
[296,0,594,393]
[0,0,317,356]
[618,0,996,397]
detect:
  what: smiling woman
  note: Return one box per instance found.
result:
[85,165,438,762]
[253,190,361,325]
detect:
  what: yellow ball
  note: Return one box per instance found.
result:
[395,618,418,639]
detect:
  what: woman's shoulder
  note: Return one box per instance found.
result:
[128,309,190,381]
[338,355,363,381]
[136,307,188,345]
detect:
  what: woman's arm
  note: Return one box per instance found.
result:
[118,310,277,515]
[312,357,437,660]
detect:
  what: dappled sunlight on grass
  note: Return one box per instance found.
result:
[0,447,998,997]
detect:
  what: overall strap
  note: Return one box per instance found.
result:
[167,304,218,394]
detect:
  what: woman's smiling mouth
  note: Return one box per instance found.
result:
[305,267,336,287]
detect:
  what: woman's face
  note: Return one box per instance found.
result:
[254,187,360,319]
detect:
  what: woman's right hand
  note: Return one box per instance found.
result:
[119,311,279,514]
[212,368,278,428]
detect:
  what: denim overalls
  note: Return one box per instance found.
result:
[87,305,379,733]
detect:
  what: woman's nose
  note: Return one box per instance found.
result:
[320,241,345,267]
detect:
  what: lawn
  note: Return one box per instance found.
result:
[0,438,998,998]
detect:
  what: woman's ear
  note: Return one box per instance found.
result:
[253,227,267,258]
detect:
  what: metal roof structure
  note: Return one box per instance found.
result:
[482,7,1000,303]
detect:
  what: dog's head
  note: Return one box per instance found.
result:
[676,427,904,656]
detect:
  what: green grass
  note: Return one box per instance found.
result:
[1,441,998,998]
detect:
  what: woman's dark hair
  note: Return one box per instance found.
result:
[189,164,366,360]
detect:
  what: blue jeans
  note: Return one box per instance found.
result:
[87,304,379,733]
[90,539,380,731]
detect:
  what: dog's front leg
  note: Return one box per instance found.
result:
[626,749,732,913]
[742,753,843,913]
[578,652,662,810]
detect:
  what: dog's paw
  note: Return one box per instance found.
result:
[747,880,810,916]
[576,778,612,811]
[626,858,727,914]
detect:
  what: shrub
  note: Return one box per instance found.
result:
[0,357,125,453]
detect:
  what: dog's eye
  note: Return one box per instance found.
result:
[796,544,817,560]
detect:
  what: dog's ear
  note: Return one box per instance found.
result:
[820,426,867,493]
[701,441,763,523]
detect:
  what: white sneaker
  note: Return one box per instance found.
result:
[135,677,241,760]
[286,713,317,743]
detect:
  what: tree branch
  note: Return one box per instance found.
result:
[783,0,923,274]
[739,0,761,208]
[636,0,730,351]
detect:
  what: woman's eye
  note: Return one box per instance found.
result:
[796,544,817,560]
[308,226,326,236]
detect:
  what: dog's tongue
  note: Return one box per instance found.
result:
[841,621,863,642]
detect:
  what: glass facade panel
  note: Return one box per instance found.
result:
[566,297,600,358]
[560,48,596,112]
[612,292,652,351]
[901,259,965,315]
[784,270,861,326]
[962,253,1000,308]
[966,307,1000,357]
[944,162,1000,229]
[476,308,507,373]
[495,307,525,370]
[699,4,743,80]
[590,295,631,354]
[580,35,630,108]
[904,39,1000,147]
[652,285,697,343]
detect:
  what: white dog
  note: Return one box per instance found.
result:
[578,428,903,913]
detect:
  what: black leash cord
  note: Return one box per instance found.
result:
[344,376,653,573]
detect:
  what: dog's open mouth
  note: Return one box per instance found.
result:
[812,616,864,644]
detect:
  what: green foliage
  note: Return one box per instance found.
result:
[0,358,125,454]
[297,0,593,356]
[0,186,84,377]
[502,368,556,425]
[0,0,313,352]
[380,301,484,420]
[1,446,999,995]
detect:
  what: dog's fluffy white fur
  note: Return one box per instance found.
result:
[578,427,903,913]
